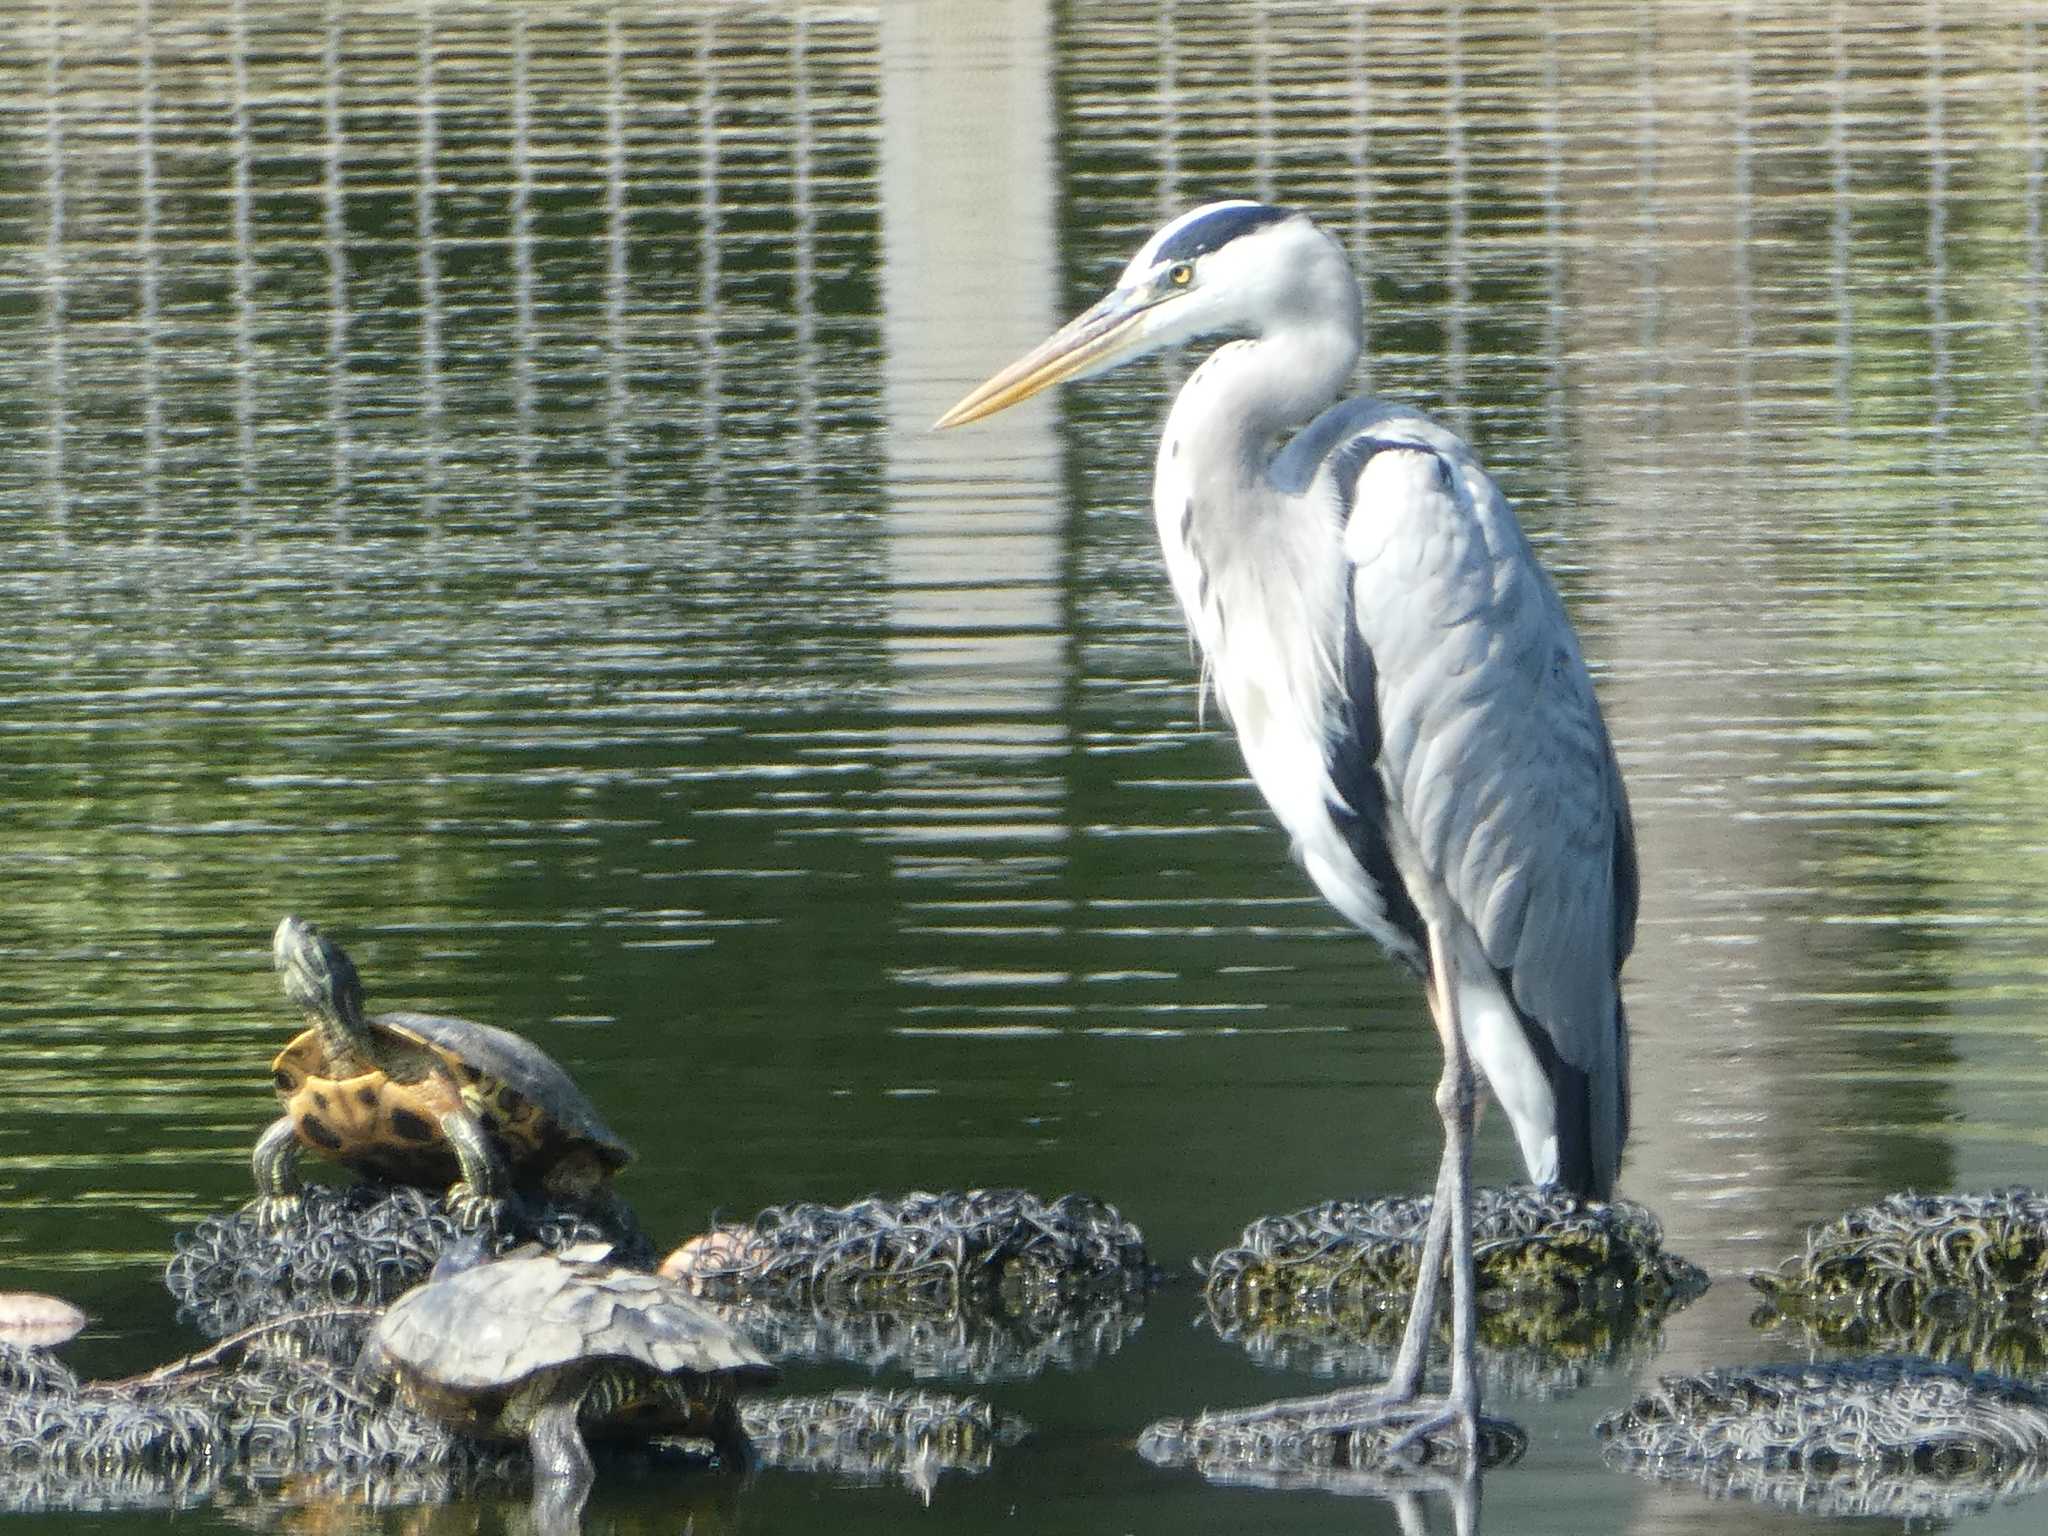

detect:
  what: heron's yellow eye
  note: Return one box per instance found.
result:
[1169,262,1194,287]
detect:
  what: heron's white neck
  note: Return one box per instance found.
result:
[1169,315,1360,508]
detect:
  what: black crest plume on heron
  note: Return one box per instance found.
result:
[936,201,1637,1455]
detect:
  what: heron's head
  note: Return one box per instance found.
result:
[935,200,1358,429]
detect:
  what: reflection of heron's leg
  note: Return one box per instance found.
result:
[1451,1459,1481,1536]
[1364,1470,1484,1536]
[1398,1474,1481,1536]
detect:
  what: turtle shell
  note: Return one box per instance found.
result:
[374,1249,774,1441]
[271,1009,632,1193]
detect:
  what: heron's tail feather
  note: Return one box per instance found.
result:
[1549,995,1627,1202]
[1460,965,1629,1202]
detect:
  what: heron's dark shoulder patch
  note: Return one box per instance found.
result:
[1329,435,1457,515]
[1150,203,1296,264]
[1324,595,1428,971]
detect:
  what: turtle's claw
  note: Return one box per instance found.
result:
[251,1193,303,1234]
[445,1185,510,1237]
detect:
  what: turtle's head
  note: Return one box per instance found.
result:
[430,1231,495,1282]
[273,915,372,1069]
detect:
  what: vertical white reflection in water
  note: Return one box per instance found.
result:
[1829,0,1854,442]
[322,0,352,534]
[1632,0,1661,418]
[510,5,537,521]
[1155,4,1190,400]
[1250,0,1273,200]
[1562,7,1811,1380]
[1538,1,1565,452]
[603,6,631,511]
[1442,0,1469,434]
[415,5,446,528]
[696,13,725,516]
[1729,0,1755,481]
[230,0,257,534]
[2028,15,2045,447]
[1923,0,1952,485]
[1156,0,1181,217]
[137,0,162,538]
[1345,4,1372,393]
[788,8,822,552]
[41,0,69,544]
[877,0,1067,910]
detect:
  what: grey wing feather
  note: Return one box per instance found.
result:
[1332,409,1635,1075]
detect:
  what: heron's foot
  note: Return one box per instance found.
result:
[1196,1384,1402,1429]
[1376,1396,1482,1467]
[1181,1387,1522,1473]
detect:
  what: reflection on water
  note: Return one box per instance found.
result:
[2,1,2048,1533]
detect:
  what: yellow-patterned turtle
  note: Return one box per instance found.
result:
[251,915,632,1229]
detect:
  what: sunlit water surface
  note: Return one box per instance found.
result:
[2,2,2048,1533]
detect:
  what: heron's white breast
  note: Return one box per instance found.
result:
[1152,430,1396,939]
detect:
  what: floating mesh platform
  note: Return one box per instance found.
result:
[672,1189,1152,1307]
[1225,1324,1608,1404]
[742,1388,1028,1496]
[3,1332,1021,1512]
[1751,1189,2048,1373]
[165,1181,656,1340]
[670,1189,1152,1381]
[722,1290,1143,1383]
[1199,1185,1705,1372]
[1595,1357,2048,1521]
[1140,1389,1525,1489]
[1754,1305,2048,1380]
[0,1321,524,1514]
[0,1344,218,1511]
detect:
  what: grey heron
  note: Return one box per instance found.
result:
[936,201,1637,1459]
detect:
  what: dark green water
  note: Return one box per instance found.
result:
[3,0,2048,1531]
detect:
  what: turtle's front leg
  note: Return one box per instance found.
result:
[250,1114,307,1231]
[439,1107,513,1234]
[526,1391,595,1536]
[708,1397,758,1474]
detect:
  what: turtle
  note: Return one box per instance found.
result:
[370,1241,775,1525]
[252,915,633,1231]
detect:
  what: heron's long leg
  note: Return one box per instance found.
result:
[1380,980,1461,1401]
[1164,931,1492,1460]
[1424,922,1481,1455]
[1214,956,1460,1424]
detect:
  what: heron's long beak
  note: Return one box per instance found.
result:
[934,286,1163,429]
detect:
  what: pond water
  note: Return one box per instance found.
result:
[3,0,2048,1532]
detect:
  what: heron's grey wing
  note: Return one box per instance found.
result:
[1333,425,1635,1075]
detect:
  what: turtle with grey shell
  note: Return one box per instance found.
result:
[371,1241,775,1524]
[253,916,633,1230]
